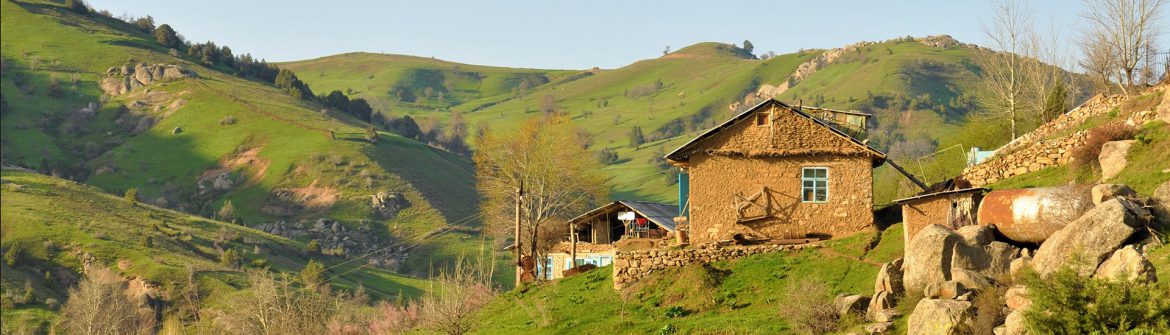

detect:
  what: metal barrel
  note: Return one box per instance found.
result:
[976,186,1092,244]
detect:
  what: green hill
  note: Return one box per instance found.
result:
[286,38,1087,205]
[0,0,487,282]
[0,169,430,331]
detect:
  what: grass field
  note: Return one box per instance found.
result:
[0,169,431,331]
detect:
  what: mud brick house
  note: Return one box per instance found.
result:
[893,179,985,243]
[665,99,886,244]
[539,201,677,280]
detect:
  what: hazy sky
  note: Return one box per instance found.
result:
[85,0,1165,70]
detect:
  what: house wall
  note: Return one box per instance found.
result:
[901,193,980,243]
[545,250,616,280]
[683,105,877,244]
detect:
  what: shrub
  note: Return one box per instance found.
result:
[664,306,685,318]
[1022,267,1170,334]
[123,188,138,206]
[140,235,153,248]
[219,115,237,125]
[218,200,236,223]
[220,249,241,269]
[595,148,619,165]
[3,244,23,267]
[304,239,321,255]
[777,277,839,335]
[1071,123,1137,167]
[300,260,326,288]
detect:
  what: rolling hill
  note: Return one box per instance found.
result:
[0,0,492,282]
[284,37,1090,205]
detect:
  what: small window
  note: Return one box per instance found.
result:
[801,167,829,203]
[755,112,770,126]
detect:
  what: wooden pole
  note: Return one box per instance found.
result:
[570,223,577,270]
[514,182,523,287]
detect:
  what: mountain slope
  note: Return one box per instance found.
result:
[0,0,486,280]
[0,169,431,330]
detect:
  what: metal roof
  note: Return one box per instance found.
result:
[567,200,679,232]
[892,187,985,205]
[664,99,886,165]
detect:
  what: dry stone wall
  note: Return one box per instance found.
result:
[612,243,817,289]
[961,94,1158,186]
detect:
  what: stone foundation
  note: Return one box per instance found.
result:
[612,243,817,289]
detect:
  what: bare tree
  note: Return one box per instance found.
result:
[1081,0,1167,94]
[223,271,338,335]
[1079,27,1119,92]
[474,115,607,284]
[980,0,1035,140]
[419,256,496,335]
[60,277,143,335]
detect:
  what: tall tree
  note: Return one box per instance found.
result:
[979,0,1033,140]
[474,115,607,282]
[1081,0,1167,94]
[154,24,180,49]
[743,39,755,54]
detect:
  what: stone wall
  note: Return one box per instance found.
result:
[612,243,817,289]
[961,94,1158,187]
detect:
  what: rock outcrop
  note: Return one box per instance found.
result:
[100,63,196,96]
[1099,140,1136,180]
[904,224,961,295]
[1093,245,1156,282]
[370,191,408,219]
[1030,199,1142,277]
[907,298,973,335]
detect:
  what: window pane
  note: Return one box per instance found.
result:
[804,180,814,187]
[815,168,827,178]
[815,180,826,188]
[816,190,827,202]
[803,168,814,178]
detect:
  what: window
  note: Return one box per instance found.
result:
[801,167,829,203]
[755,112,770,126]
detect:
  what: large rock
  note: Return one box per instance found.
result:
[1153,181,1170,225]
[957,225,994,246]
[835,294,870,317]
[951,242,991,273]
[1004,309,1029,335]
[1099,140,1136,180]
[1031,199,1141,277]
[907,299,974,335]
[873,258,904,295]
[1009,255,1032,283]
[100,63,196,96]
[1093,245,1156,282]
[905,224,961,295]
[1091,184,1136,205]
[866,291,897,321]
[1004,285,1030,310]
[984,241,1020,276]
[950,269,992,292]
[925,281,968,300]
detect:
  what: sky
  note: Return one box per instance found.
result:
[85,0,1165,70]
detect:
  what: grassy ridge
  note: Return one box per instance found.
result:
[0,169,430,329]
[0,0,488,283]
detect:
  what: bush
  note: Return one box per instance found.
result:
[218,200,237,223]
[595,148,619,165]
[1072,123,1137,167]
[304,239,321,255]
[1022,267,1170,334]
[777,277,839,335]
[220,249,241,269]
[219,115,237,125]
[3,244,23,267]
[300,260,326,288]
[123,188,138,206]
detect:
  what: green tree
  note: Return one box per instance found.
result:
[742,40,754,53]
[628,126,645,148]
[1041,81,1069,123]
[4,244,23,267]
[220,249,242,269]
[154,24,180,49]
[123,188,138,206]
[218,200,237,223]
[64,0,88,13]
[300,260,326,288]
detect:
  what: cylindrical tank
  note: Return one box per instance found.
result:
[977,186,1092,244]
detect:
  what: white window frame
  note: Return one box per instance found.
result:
[801,167,829,203]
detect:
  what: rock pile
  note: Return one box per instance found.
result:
[254,218,404,269]
[370,191,408,219]
[99,63,197,96]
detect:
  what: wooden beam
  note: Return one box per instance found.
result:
[886,158,929,191]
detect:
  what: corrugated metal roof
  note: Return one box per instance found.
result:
[567,200,679,232]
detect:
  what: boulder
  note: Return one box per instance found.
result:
[905,224,961,295]
[866,291,897,320]
[1093,245,1156,282]
[1098,140,1136,180]
[1009,256,1032,283]
[957,225,994,246]
[1153,181,1170,225]
[1031,199,1141,277]
[835,294,871,317]
[1003,309,1028,335]
[868,307,901,323]
[907,299,974,335]
[873,258,904,295]
[925,281,967,300]
[1091,184,1136,205]
[1004,285,1030,310]
[951,242,991,273]
[950,269,992,292]
[984,241,1020,276]
[864,322,894,334]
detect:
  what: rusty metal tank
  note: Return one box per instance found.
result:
[977,186,1092,244]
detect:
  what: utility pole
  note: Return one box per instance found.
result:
[513,181,523,287]
[570,223,577,269]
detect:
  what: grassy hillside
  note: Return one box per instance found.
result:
[0,0,488,281]
[287,39,1087,205]
[473,224,905,334]
[0,169,431,331]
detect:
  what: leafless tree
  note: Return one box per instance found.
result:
[221,270,338,335]
[980,0,1035,140]
[1079,27,1119,93]
[474,115,607,283]
[60,277,143,335]
[418,256,496,335]
[1081,0,1167,94]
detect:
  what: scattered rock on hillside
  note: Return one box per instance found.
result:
[100,63,197,96]
[1004,285,1030,310]
[925,281,968,300]
[370,191,408,219]
[1093,245,1156,282]
[950,269,991,292]
[957,225,993,247]
[873,258,905,295]
[1099,140,1136,180]
[1031,199,1142,277]
[907,299,974,335]
[1091,184,1136,205]
[1003,309,1028,335]
[864,321,894,334]
[1152,181,1170,224]
[835,294,871,317]
[905,224,961,295]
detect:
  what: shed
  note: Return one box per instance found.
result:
[894,182,985,243]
